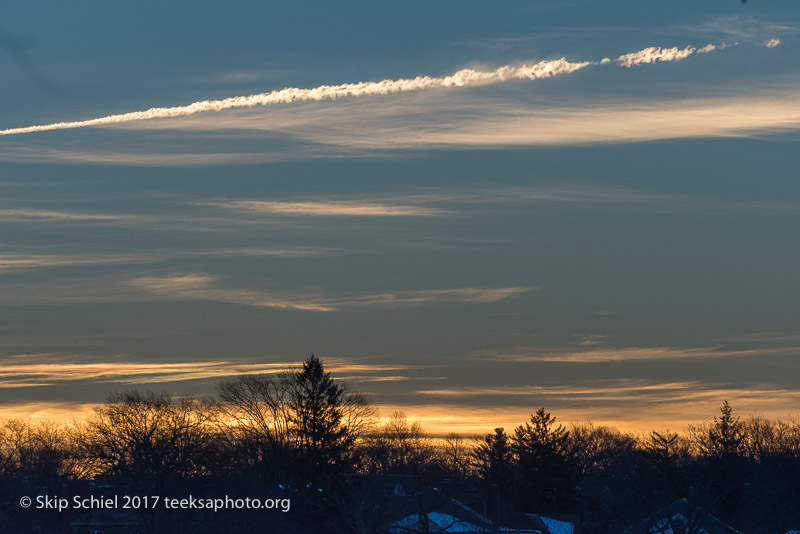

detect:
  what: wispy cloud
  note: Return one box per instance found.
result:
[0,252,162,272]
[188,247,340,258]
[470,345,800,363]
[378,185,662,205]
[201,186,660,219]
[127,273,334,312]
[671,15,797,42]
[46,84,798,166]
[336,287,538,307]
[0,186,659,232]
[203,199,450,217]
[127,273,537,312]
[0,209,142,223]
[0,247,339,274]
[380,380,800,433]
[737,331,800,344]
[414,380,800,415]
[416,379,707,398]
[0,353,424,388]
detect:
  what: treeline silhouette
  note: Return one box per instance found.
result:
[1,356,799,533]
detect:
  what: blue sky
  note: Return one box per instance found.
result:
[1,1,799,431]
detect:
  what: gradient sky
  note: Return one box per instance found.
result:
[1,0,799,433]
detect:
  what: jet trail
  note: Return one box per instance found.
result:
[0,43,723,136]
[0,59,589,136]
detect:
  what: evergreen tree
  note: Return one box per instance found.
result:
[511,407,577,512]
[705,401,746,525]
[709,400,743,460]
[289,355,349,479]
[473,427,513,487]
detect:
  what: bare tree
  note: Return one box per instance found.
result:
[360,412,435,475]
[215,372,296,482]
[76,390,213,489]
[0,418,75,486]
[438,432,473,482]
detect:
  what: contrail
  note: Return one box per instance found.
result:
[0,43,723,136]
[617,45,699,67]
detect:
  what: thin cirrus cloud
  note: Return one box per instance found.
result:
[670,15,797,42]
[127,273,335,312]
[0,206,314,232]
[0,252,165,273]
[469,345,800,363]
[267,90,800,151]
[0,353,426,388]
[201,199,451,217]
[0,247,339,274]
[414,380,726,399]
[0,208,143,223]
[1,186,655,232]
[334,287,539,307]
[203,186,661,216]
[0,207,210,231]
[25,81,798,167]
[415,378,800,415]
[388,380,800,433]
[411,380,800,425]
[128,273,537,312]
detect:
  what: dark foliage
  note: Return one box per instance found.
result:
[512,407,579,512]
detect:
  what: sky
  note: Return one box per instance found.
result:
[1,0,799,434]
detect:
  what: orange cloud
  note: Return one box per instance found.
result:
[0,354,425,387]
[403,380,800,433]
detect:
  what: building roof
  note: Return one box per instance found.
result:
[623,498,740,534]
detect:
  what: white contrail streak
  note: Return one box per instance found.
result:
[0,42,725,137]
[0,58,589,136]
[616,45,696,67]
